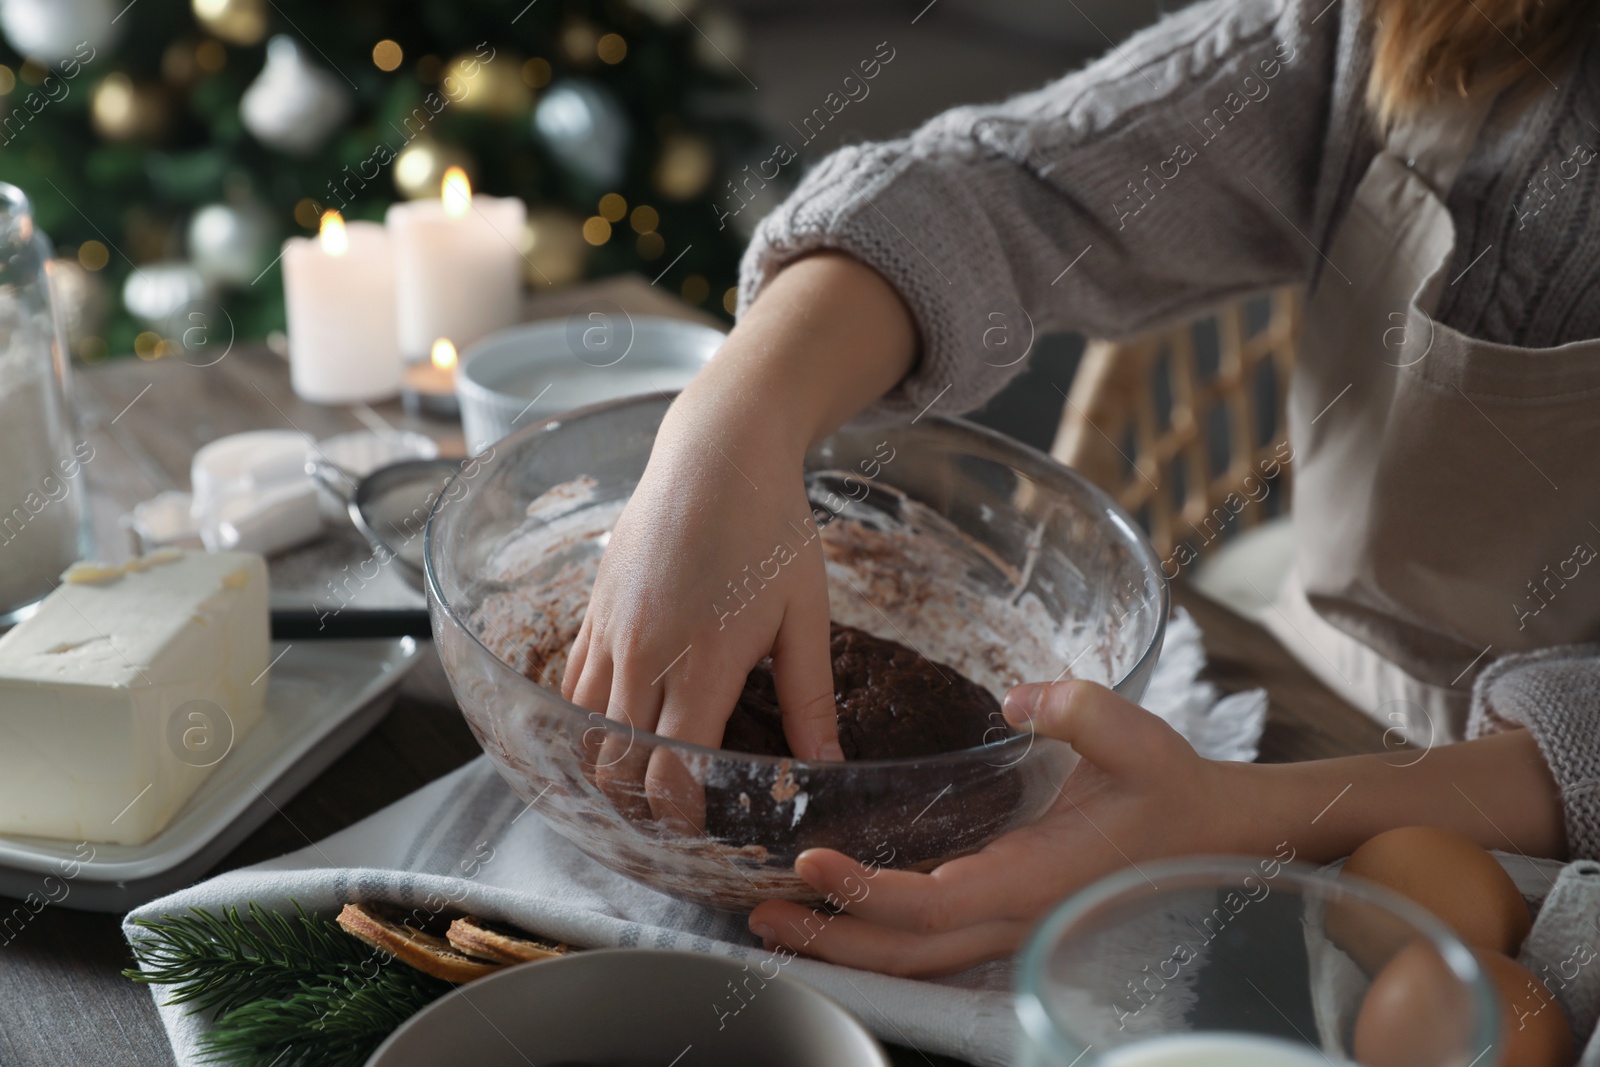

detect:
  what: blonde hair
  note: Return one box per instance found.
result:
[1365,0,1598,125]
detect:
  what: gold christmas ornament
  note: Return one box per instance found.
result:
[560,20,599,66]
[372,39,403,72]
[653,133,714,200]
[76,240,110,271]
[393,138,473,200]
[445,50,531,116]
[520,57,551,88]
[161,40,197,86]
[680,274,709,305]
[47,256,109,360]
[635,231,664,259]
[195,39,226,73]
[191,0,267,47]
[520,209,589,287]
[597,33,627,65]
[91,74,169,141]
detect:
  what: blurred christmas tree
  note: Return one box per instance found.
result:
[0,0,766,360]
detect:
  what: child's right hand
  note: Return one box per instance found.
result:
[561,394,844,764]
[562,254,919,776]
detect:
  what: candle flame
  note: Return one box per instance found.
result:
[441,167,472,218]
[431,338,458,371]
[319,210,349,256]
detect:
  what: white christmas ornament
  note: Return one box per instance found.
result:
[0,0,121,63]
[188,201,274,287]
[240,36,351,157]
[122,263,207,326]
[533,80,629,187]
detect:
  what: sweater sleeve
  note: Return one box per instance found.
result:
[737,0,1345,422]
[1468,646,1600,861]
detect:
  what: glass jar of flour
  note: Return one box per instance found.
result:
[0,183,89,623]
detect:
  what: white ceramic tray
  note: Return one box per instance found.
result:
[0,637,421,912]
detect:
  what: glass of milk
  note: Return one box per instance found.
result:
[1014,858,1500,1067]
[0,183,89,624]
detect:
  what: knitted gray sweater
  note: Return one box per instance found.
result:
[737,0,1600,859]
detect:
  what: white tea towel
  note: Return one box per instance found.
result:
[1516,860,1600,1064]
[123,608,1267,1067]
[1143,609,1267,762]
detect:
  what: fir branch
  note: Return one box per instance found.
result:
[199,965,449,1067]
[124,902,452,1067]
[125,902,386,1015]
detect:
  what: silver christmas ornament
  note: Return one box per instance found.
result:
[240,35,352,156]
[533,79,629,188]
[0,0,121,63]
[188,201,275,287]
[122,262,207,326]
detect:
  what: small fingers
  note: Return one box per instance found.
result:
[652,659,742,750]
[771,586,842,762]
[792,848,1023,933]
[1003,679,1186,778]
[593,670,660,824]
[568,648,615,718]
[560,618,592,700]
[748,900,1027,979]
[648,658,744,833]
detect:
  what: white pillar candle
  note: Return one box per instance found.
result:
[386,169,526,360]
[281,213,402,404]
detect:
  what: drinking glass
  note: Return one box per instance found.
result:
[1016,858,1500,1066]
[0,182,88,622]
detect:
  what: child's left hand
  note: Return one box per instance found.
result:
[747,680,1256,977]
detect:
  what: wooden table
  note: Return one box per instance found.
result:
[0,278,1390,1067]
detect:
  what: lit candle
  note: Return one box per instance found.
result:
[402,337,461,419]
[281,211,402,403]
[386,169,526,361]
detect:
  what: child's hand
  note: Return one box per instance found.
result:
[562,394,844,777]
[563,253,919,790]
[747,680,1251,977]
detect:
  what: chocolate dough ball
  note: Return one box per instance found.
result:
[707,624,1023,872]
[722,623,1003,760]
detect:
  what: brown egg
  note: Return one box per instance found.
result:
[1354,945,1574,1067]
[1335,826,1530,960]
[1326,891,1424,977]
[1478,950,1575,1067]
[1353,942,1472,1067]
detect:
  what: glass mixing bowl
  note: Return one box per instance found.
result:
[426,394,1167,910]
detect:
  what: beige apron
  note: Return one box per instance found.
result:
[1267,91,1600,744]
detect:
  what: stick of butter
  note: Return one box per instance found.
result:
[0,549,269,845]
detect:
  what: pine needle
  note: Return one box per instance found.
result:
[125,902,452,1067]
